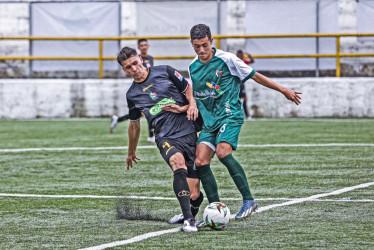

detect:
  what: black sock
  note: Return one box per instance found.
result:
[243,100,249,117]
[118,114,129,122]
[173,169,193,220]
[148,126,154,137]
[190,191,204,217]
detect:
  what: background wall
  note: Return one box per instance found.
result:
[1,78,373,119]
[1,0,374,77]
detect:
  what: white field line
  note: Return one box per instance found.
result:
[1,143,374,153]
[78,227,182,250]
[1,193,374,203]
[255,181,374,213]
[79,181,374,250]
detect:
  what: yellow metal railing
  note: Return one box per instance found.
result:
[1,33,374,78]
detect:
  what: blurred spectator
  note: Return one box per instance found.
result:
[236,50,254,120]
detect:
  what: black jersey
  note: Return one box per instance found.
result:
[126,65,196,139]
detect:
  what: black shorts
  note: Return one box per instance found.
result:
[156,133,198,179]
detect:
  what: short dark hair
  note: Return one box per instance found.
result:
[137,38,148,45]
[237,50,243,54]
[190,24,211,41]
[117,47,138,66]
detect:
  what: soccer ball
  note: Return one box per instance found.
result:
[203,202,231,230]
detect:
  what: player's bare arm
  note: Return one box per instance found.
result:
[162,104,188,113]
[251,72,302,105]
[127,120,141,170]
[184,85,198,121]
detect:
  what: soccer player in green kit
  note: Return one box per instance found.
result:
[189,24,302,222]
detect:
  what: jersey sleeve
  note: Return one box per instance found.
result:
[166,65,189,93]
[230,54,256,82]
[216,50,256,83]
[127,98,142,121]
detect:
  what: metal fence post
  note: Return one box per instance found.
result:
[99,39,103,79]
[336,36,340,77]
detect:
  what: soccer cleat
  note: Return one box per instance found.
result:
[235,200,258,220]
[168,213,184,224]
[196,219,206,228]
[183,218,198,232]
[147,136,155,143]
[110,115,119,133]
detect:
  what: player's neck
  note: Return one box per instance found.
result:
[199,49,214,63]
[140,52,148,58]
[134,67,149,83]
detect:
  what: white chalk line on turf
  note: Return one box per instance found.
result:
[79,182,374,250]
[1,143,374,153]
[79,227,182,250]
[2,193,374,203]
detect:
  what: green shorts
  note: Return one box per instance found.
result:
[197,122,242,151]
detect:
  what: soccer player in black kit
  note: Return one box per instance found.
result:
[117,46,204,232]
[110,39,155,143]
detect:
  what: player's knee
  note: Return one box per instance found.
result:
[169,153,186,170]
[216,144,232,159]
[195,156,210,166]
[216,149,229,159]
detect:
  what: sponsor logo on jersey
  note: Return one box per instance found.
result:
[143,84,153,92]
[149,92,157,99]
[174,70,184,81]
[206,82,224,95]
[215,69,223,78]
[194,90,217,100]
[149,97,176,115]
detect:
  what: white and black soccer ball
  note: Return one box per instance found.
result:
[203,202,231,230]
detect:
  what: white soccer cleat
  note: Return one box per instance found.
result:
[110,115,118,133]
[168,213,184,224]
[183,218,198,232]
[147,136,155,143]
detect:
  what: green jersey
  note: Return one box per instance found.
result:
[189,48,256,132]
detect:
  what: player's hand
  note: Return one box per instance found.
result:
[187,103,199,121]
[126,153,140,170]
[162,104,186,113]
[283,89,302,105]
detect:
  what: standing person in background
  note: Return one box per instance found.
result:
[110,39,156,143]
[188,24,302,225]
[236,49,254,120]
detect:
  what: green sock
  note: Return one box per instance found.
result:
[220,154,254,200]
[196,164,220,203]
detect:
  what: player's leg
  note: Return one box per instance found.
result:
[156,136,197,232]
[110,114,129,133]
[147,123,155,143]
[168,133,204,225]
[195,146,219,204]
[215,123,258,219]
[118,114,129,122]
[169,153,197,232]
[241,97,251,119]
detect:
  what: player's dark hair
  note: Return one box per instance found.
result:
[117,47,138,66]
[190,24,212,41]
[137,38,148,45]
[237,50,243,54]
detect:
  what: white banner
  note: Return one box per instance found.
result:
[31,2,119,71]
[245,0,338,70]
[357,0,374,42]
[135,1,223,70]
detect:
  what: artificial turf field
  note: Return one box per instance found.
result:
[1,118,373,249]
